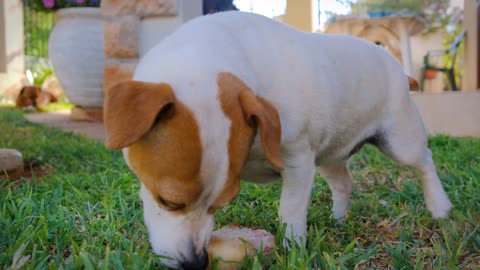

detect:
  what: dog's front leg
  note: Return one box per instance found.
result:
[279,150,316,247]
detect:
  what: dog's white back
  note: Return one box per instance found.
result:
[135,11,408,165]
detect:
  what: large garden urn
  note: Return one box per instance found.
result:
[48,7,104,107]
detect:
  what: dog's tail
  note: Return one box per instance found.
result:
[407,76,420,91]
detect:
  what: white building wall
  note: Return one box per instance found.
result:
[0,0,25,97]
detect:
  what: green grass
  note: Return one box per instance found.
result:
[37,101,74,113]
[1,106,479,269]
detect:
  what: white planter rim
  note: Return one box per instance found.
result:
[49,6,104,107]
[55,7,101,21]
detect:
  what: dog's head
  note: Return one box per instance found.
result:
[16,86,41,108]
[104,72,283,268]
[16,86,58,109]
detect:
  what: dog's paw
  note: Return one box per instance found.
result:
[282,235,305,250]
[332,216,345,225]
[428,198,453,219]
[282,225,306,249]
[332,207,348,220]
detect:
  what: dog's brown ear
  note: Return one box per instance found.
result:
[18,86,27,95]
[239,87,284,171]
[104,80,176,149]
[408,76,420,91]
[15,86,27,108]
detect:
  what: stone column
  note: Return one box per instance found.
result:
[283,0,316,32]
[103,14,141,93]
[0,0,25,97]
[101,0,202,96]
[462,0,478,91]
[101,0,176,93]
[0,2,5,73]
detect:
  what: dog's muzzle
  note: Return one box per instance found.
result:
[179,247,209,270]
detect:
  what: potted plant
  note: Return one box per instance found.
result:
[352,0,426,18]
[27,0,104,108]
[26,0,100,11]
[425,69,437,80]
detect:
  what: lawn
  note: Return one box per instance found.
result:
[0,106,479,269]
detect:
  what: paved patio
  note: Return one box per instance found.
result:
[24,90,480,140]
[25,110,106,140]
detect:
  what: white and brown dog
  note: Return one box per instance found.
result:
[104,11,452,269]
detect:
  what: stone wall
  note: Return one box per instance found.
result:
[412,91,480,137]
[0,0,25,98]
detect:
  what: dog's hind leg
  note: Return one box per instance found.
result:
[379,100,452,219]
[318,161,353,219]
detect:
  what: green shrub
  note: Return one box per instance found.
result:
[25,56,54,86]
[23,5,55,58]
[24,0,100,12]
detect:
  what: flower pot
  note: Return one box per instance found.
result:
[48,7,104,107]
[368,11,384,18]
[425,69,437,80]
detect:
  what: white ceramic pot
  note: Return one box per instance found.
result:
[48,7,104,107]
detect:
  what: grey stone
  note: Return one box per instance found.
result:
[0,149,24,178]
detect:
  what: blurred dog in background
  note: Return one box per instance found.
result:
[15,85,57,109]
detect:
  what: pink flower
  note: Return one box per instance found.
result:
[42,0,55,8]
[75,0,86,3]
[435,4,444,11]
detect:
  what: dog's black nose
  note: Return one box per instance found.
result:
[180,249,209,270]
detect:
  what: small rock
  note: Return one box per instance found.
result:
[208,224,275,270]
[0,149,24,180]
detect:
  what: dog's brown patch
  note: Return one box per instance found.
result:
[105,80,203,213]
[127,100,203,213]
[16,86,57,108]
[210,73,257,212]
[408,76,420,91]
[210,72,283,213]
[239,90,283,170]
[104,81,176,149]
[16,86,40,108]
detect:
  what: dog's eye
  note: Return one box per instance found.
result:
[157,196,186,211]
